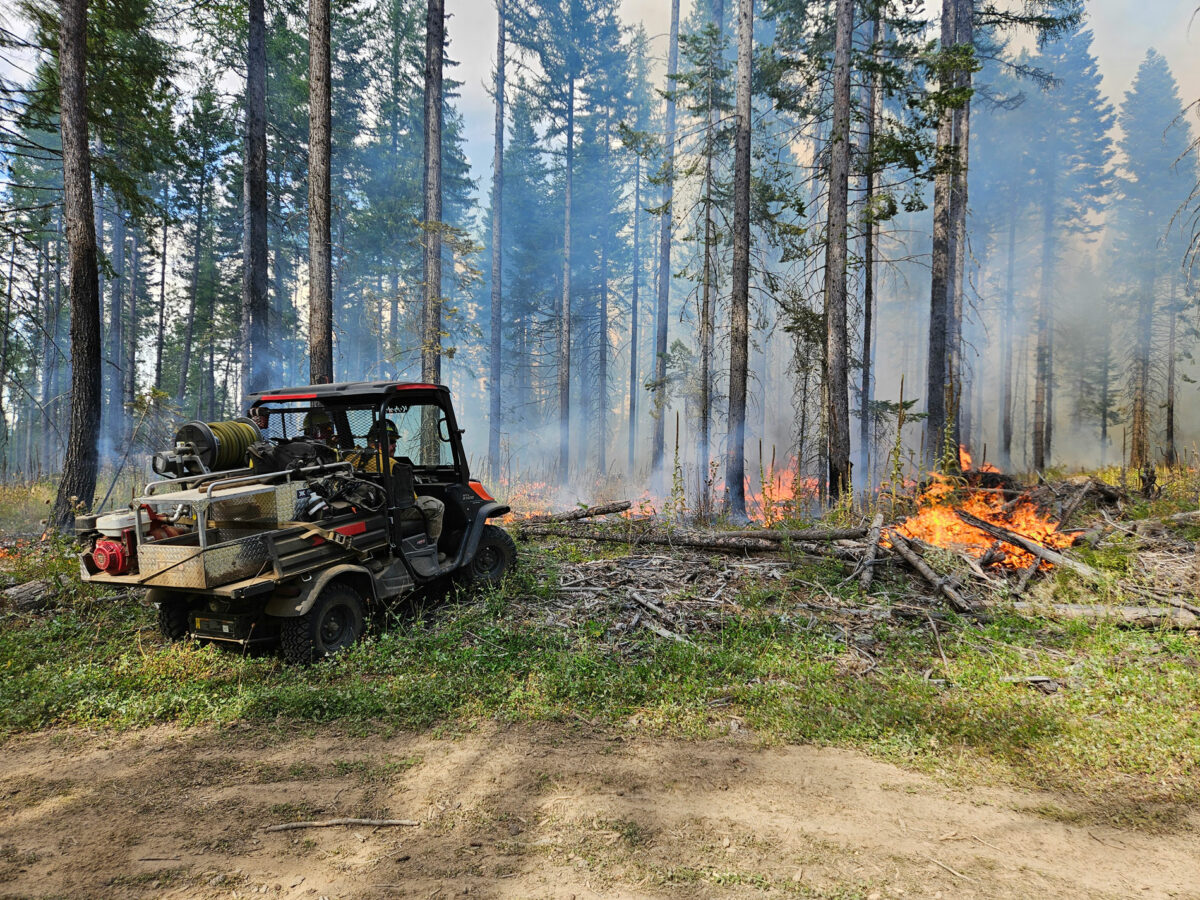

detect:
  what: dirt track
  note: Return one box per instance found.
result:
[1,723,1196,899]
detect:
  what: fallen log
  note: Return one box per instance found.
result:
[859,513,888,592]
[519,501,632,525]
[718,526,868,542]
[521,525,836,563]
[263,818,419,832]
[887,532,974,613]
[1001,601,1198,629]
[953,509,1102,581]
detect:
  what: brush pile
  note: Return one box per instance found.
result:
[513,465,1200,635]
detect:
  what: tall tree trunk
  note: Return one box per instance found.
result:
[107,206,125,448]
[946,0,973,455]
[420,0,445,464]
[179,159,207,403]
[488,0,505,482]
[154,180,168,392]
[1129,273,1154,469]
[999,213,1015,465]
[1032,174,1055,471]
[598,238,609,474]
[858,5,881,488]
[724,0,753,522]
[651,0,680,482]
[52,0,102,527]
[628,153,640,474]
[822,0,853,500]
[124,228,138,432]
[243,0,269,398]
[0,244,14,462]
[308,0,333,385]
[1165,275,1178,466]
[557,74,573,482]
[924,0,956,471]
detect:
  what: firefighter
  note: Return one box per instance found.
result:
[302,409,335,444]
[350,419,445,545]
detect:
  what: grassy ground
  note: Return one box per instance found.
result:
[1,527,1197,831]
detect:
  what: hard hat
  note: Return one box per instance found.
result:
[368,418,400,444]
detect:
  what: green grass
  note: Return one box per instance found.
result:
[1,537,1198,822]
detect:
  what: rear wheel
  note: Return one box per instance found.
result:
[280,583,365,664]
[460,524,516,589]
[155,595,193,641]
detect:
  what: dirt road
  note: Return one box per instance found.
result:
[0,723,1195,899]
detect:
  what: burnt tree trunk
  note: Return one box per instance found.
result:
[107,206,125,448]
[724,0,753,522]
[243,0,269,397]
[1032,174,1056,471]
[999,213,1015,465]
[924,0,956,471]
[52,0,102,527]
[627,153,640,474]
[420,0,445,465]
[1165,275,1178,466]
[1129,273,1155,469]
[651,0,680,482]
[308,0,333,384]
[858,5,882,488]
[946,0,972,455]
[557,74,573,482]
[822,0,853,500]
[488,0,505,482]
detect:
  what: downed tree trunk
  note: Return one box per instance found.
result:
[522,525,835,562]
[860,512,885,592]
[718,526,868,542]
[2,580,57,612]
[887,531,975,613]
[1002,601,1198,629]
[954,509,1102,580]
[520,500,632,524]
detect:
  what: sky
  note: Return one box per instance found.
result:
[445,0,1200,201]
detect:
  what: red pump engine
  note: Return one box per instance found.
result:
[92,536,131,575]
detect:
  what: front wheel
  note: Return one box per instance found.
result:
[460,524,516,590]
[280,583,365,664]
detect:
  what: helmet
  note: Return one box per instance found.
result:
[303,409,333,437]
[367,418,399,445]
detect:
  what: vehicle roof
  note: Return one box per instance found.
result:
[247,381,450,407]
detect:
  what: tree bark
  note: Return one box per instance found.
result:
[52,0,102,527]
[107,205,125,447]
[1165,275,1177,466]
[124,227,138,432]
[243,0,269,398]
[858,5,882,488]
[724,0,753,522]
[651,0,680,482]
[823,0,853,501]
[1129,272,1154,469]
[154,180,168,392]
[488,0,505,482]
[924,0,956,471]
[999,213,1015,465]
[628,153,640,474]
[557,74,573,482]
[420,0,445,465]
[308,0,333,385]
[946,0,972,454]
[1032,173,1056,471]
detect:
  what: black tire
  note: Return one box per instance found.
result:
[280,582,365,664]
[156,595,193,641]
[460,524,516,589]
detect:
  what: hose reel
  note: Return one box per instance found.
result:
[152,418,263,477]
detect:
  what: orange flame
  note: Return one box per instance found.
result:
[893,447,1070,570]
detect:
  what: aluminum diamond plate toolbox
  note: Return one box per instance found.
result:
[139,528,272,589]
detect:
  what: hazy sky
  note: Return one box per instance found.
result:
[446,0,1200,200]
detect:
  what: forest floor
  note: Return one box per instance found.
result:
[1,469,1199,898]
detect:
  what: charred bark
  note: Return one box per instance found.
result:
[822,0,853,500]
[308,0,333,384]
[557,74,573,482]
[52,0,102,527]
[243,0,269,397]
[724,0,753,522]
[420,0,445,465]
[651,0,680,482]
[488,0,505,482]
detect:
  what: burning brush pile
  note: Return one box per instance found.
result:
[509,448,1200,634]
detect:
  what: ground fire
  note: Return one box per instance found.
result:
[889,446,1072,570]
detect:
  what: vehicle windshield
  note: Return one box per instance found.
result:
[251,401,455,469]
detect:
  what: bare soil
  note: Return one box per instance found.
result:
[0,723,1196,900]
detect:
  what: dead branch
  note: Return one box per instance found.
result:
[519,501,632,524]
[1002,602,1198,629]
[263,818,419,833]
[521,525,837,562]
[718,526,868,542]
[859,512,886,592]
[888,532,974,613]
[953,509,1102,581]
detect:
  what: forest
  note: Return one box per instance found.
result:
[0,0,1197,525]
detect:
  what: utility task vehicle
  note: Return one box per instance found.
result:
[75,382,514,662]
